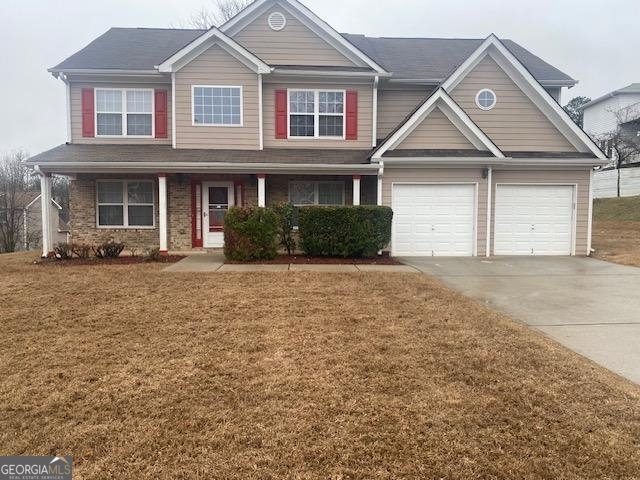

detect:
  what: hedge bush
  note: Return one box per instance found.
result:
[298,205,393,258]
[223,206,278,261]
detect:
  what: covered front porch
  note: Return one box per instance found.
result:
[29,144,382,255]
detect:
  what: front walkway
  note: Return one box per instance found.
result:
[163,253,418,273]
[400,256,640,385]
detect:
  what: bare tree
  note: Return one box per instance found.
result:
[183,0,252,29]
[596,108,640,197]
[0,151,31,253]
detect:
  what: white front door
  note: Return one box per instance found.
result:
[202,182,234,248]
[392,183,476,256]
[494,184,575,256]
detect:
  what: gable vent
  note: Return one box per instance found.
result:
[268,11,287,31]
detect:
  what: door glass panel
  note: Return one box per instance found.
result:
[209,186,229,232]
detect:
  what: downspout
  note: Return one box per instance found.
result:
[171,72,177,148]
[376,161,384,206]
[258,73,264,150]
[372,76,379,147]
[485,166,492,257]
[60,72,71,143]
[587,168,594,255]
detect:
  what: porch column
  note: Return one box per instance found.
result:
[257,174,266,207]
[376,162,384,206]
[158,173,168,254]
[39,172,53,257]
[352,175,361,206]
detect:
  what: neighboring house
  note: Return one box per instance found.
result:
[583,85,640,198]
[28,0,606,258]
[0,192,68,251]
[583,84,640,140]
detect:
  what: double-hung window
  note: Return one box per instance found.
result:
[97,180,154,228]
[289,90,345,138]
[192,86,242,126]
[95,89,153,137]
[288,181,345,224]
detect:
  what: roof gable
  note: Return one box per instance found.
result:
[156,26,271,73]
[373,88,504,159]
[441,34,605,159]
[230,6,358,68]
[220,0,387,73]
[393,107,476,150]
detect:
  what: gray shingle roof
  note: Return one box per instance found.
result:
[51,28,205,71]
[28,144,373,165]
[51,28,575,85]
[342,34,575,83]
[582,83,640,109]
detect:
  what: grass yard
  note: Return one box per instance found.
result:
[0,252,639,479]
[593,195,640,267]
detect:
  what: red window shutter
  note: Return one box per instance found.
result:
[275,90,288,139]
[191,181,203,248]
[345,90,358,140]
[154,89,168,138]
[81,88,94,137]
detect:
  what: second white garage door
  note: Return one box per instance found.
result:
[494,184,575,256]
[392,184,476,256]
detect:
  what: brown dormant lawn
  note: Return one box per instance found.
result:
[1,252,639,479]
[592,195,640,268]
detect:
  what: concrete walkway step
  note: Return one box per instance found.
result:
[163,255,418,273]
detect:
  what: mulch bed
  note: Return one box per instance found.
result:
[35,255,185,267]
[226,253,402,264]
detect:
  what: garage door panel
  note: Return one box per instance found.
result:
[494,185,574,256]
[392,184,476,257]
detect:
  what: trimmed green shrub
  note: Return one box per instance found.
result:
[93,241,125,259]
[223,206,278,261]
[272,202,297,255]
[298,205,393,258]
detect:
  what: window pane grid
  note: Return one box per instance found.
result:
[289,90,345,138]
[193,86,242,125]
[97,181,154,227]
[96,89,153,137]
[288,181,344,206]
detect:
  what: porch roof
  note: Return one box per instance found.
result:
[28,144,379,175]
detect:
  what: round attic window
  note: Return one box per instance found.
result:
[268,11,287,31]
[475,89,497,110]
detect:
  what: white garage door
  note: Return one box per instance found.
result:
[392,184,476,256]
[494,185,574,256]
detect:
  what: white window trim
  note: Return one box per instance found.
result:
[94,88,155,138]
[287,89,346,140]
[475,88,497,111]
[288,181,346,206]
[96,180,155,229]
[191,85,244,127]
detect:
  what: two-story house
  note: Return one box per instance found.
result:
[29,0,606,258]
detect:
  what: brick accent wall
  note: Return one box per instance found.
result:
[69,175,159,249]
[69,173,260,251]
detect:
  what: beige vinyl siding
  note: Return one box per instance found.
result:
[232,7,357,67]
[394,107,475,150]
[376,88,434,139]
[263,82,373,149]
[174,45,259,150]
[491,169,591,255]
[382,167,487,256]
[450,55,577,152]
[70,82,172,145]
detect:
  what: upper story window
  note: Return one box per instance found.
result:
[289,90,345,139]
[192,86,242,126]
[475,89,497,110]
[95,89,153,137]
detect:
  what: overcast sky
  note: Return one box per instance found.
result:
[2,0,639,156]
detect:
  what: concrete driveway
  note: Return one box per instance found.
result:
[400,256,640,385]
